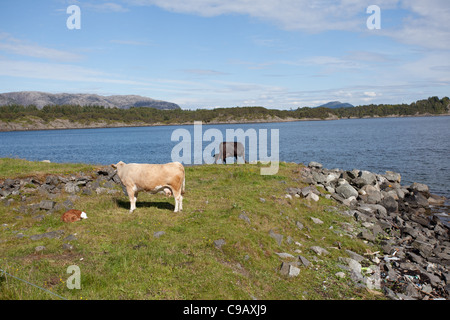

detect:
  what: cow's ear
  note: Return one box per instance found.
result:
[111,164,117,169]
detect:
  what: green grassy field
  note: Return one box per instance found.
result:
[0,158,384,300]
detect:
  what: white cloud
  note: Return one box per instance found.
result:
[0,33,82,62]
[124,0,399,32]
[86,2,129,12]
[124,0,450,51]
[382,0,450,50]
[364,91,377,97]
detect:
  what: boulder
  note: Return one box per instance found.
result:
[308,161,323,169]
[306,193,319,202]
[428,194,446,206]
[360,185,382,204]
[380,196,398,213]
[311,172,327,184]
[269,230,283,246]
[335,184,358,199]
[39,200,55,210]
[409,182,429,195]
[280,262,301,277]
[64,182,80,194]
[384,171,401,183]
[310,246,330,256]
[355,170,377,187]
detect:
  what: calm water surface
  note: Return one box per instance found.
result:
[0,116,449,200]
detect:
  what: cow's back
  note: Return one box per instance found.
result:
[118,162,184,191]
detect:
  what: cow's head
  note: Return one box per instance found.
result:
[111,161,126,169]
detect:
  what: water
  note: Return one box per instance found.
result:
[0,116,449,201]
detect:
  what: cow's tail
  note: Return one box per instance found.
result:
[181,173,185,195]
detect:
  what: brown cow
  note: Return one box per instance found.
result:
[111,161,185,213]
[214,141,247,164]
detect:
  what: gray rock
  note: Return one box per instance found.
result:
[286,187,301,195]
[62,243,74,251]
[39,200,55,210]
[413,192,429,207]
[97,166,116,179]
[45,175,59,186]
[153,231,166,238]
[404,283,422,299]
[336,184,358,199]
[380,196,398,213]
[308,161,323,169]
[412,240,434,258]
[64,182,80,194]
[428,194,446,205]
[279,262,300,277]
[365,266,381,290]
[238,213,251,224]
[30,230,64,241]
[345,249,366,262]
[422,271,442,287]
[384,171,401,183]
[310,246,330,256]
[298,255,311,267]
[35,246,46,252]
[0,189,12,197]
[300,186,319,197]
[311,217,324,224]
[358,203,387,217]
[353,171,376,187]
[275,252,295,259]
[213,238,226,249]
[32,215,45,221]
[306,192,320,202]
[269,230,283,246]
[360,185,382,204]
[64,234,78,241]
[311,171,327,184]
[410,182,429,195]
[357,229,376,242]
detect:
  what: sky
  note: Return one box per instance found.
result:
[0,0,449,110]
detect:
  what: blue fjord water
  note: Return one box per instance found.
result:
[0,116,449,201]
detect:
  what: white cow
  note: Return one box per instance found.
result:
[111,161,185,213]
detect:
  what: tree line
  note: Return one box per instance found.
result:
[0,96,448,125]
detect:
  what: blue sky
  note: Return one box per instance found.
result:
[0,0,449,109]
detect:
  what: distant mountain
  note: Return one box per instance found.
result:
[0,91,181,110]
[317,101,354,109]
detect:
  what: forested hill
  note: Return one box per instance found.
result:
[0,96,449,131]
[0,91,180,110]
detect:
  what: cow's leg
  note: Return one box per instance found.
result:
[126,185,137,213]
[172,189,183,212]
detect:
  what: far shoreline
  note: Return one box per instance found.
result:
[0,112,449,133]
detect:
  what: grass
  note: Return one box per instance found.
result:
[0,159,384,300]
[0,158,97,180]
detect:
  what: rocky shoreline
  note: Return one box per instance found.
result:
[293,161,449,300]
[1,113,449,132]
